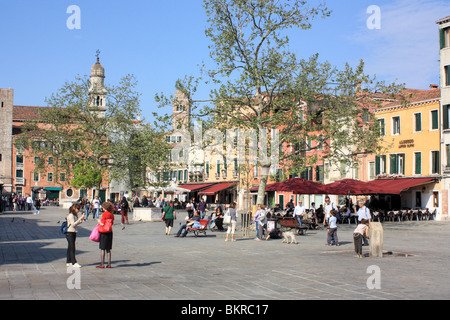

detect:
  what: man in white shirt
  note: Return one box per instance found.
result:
[323,196,337,226]
[92,196,101,219]
[356,200,371,245]
[293,200,306,226]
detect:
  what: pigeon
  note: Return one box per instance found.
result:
[11,218,14,223]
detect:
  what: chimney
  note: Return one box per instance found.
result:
[430,84,439,89]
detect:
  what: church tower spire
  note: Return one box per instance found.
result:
[89,50,107,117]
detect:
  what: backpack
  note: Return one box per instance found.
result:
[60,219,70,234]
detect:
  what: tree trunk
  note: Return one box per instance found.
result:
[256,165,271,206]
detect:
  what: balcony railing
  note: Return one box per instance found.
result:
[15,177,25,186]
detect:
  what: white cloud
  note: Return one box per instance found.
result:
[354,0,449,88]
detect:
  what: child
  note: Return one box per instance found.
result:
[326,210,339,246]
[353,219,370,258]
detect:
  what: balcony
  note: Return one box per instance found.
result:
[15,177,25,186]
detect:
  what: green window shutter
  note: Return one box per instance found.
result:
[440,28,446,49]
[444,105,449,130]
[446,66,450,87]
[415,113,422,131]
[390,154,397,174]
[375,156,381,176]
[432,110,439,130]
[415,153,421,175]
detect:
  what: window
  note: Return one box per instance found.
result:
[47,173,53,182]
[16,170,23,178]
[369,161,375,180]
[205,161,210,177]
[390,154,405,175]
[440,27,450,49]
[414,152,421,175]
[316,165,324,182]
[60,172,66,182]
[375,155,386,175]
[433,192,439,207]
[216,160,221,174]
[0,154,2,162]
[431,151,440,174]
[445,65,450,87]
[446,145,450,169]
[48,157,53,165]
[444,105,450,130]
[184,169,188,181]
[377,119,385,136]
[66,189,73,198]
[431,110,439,130]
[414,113,422,132]
[33,172,39,182]
[392,116,400,135]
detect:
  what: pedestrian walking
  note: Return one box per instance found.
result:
[97,202,115,269]
[84,199,91,220]
[353,218,370,258]
[253,204,266,241]
[224,202,237,242]
[162,201,176,235]
[198,198,207,220]
[326,209,339,246]
[66,203,85,268]
[92,196,101,219]
[120,196,130,225]
[33,197,40,215]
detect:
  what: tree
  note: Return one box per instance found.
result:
[156,0,404,206]
[15,74,171,195]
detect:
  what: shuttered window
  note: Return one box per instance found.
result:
[414,113,422,132]
[431,110,439,130]
[415,152,421,175]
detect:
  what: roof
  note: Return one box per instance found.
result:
[13,106,50,121]
[436,16,450,24]
[376,88,441,111]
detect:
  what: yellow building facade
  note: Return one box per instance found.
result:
[373,88,442,211]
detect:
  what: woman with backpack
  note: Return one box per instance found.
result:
[66,203,85,268]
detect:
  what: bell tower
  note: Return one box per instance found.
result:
[89,50,107,118]
[0,89,13,192]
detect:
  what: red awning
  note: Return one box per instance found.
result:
[366,178,437,195]
[265,178,326,195]
[323,179,380,195]
[198,183,237,196]
[177,183,216,192]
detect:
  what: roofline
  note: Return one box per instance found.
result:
[375,97,441,112]
[436,16,450,25]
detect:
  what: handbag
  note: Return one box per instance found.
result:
[223,209,231,225]
[89,224,101,242]
[98,219,113,233]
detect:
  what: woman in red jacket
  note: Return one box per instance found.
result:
[97,202,115,268]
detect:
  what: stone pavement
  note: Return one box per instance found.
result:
[0,206,449,301]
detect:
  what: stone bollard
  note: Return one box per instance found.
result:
[369,222,384,258]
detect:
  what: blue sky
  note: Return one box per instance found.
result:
[0,0,449,121]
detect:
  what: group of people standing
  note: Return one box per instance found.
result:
[65,201,115,269]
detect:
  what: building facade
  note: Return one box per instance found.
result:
[2,58,111,206]
[437,16,450,220]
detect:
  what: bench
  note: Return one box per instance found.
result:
[186,219,210,237]
[277,217,309,235]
